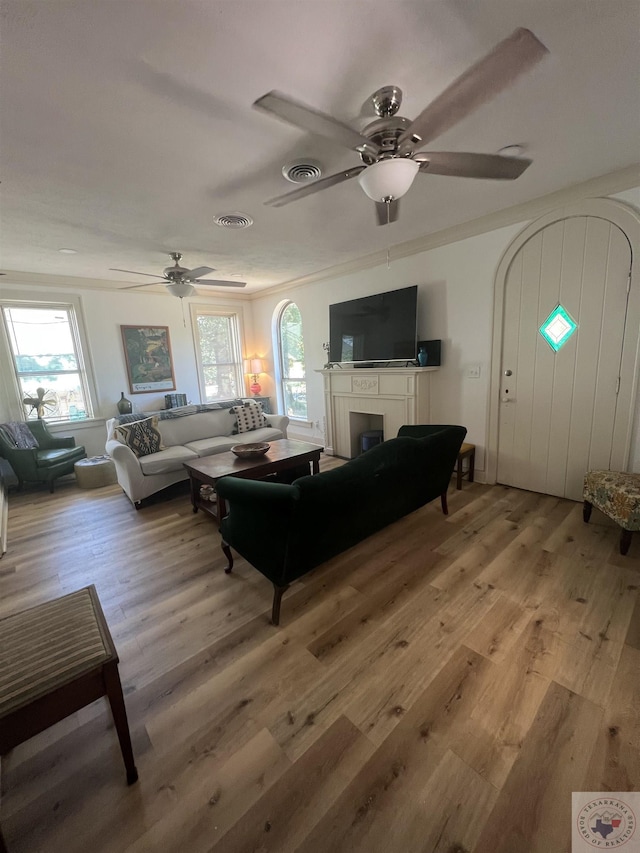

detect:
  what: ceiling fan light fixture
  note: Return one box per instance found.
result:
[357,158,420,202]
[166,281,195,299]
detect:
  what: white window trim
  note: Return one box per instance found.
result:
[0,292,98,424]
[272,301,286,416]
[190,303,245,403]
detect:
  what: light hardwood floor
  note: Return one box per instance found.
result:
[1,462,639,853]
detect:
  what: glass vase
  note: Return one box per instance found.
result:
[117,392,132,415]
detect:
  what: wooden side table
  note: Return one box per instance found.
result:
[455,443,476,490]
[0,586,138,849]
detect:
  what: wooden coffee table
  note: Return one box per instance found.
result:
[183,438,323,522]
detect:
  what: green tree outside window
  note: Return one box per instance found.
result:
[279,303,307,419]
[195,312,242,401]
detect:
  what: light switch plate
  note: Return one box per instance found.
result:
[467,364,481,379]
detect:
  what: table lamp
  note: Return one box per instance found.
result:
[244,358,265,396]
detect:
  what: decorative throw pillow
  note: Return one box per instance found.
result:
[230,401,268,435]
[114,416,164,457]
[0,422,39,449]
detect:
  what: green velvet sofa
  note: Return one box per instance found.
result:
[216,424,467,625]
[0,420,86,492]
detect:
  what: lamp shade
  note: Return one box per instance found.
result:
[249,358,264,375]
[357,158,420,201]
[166,281,195,298]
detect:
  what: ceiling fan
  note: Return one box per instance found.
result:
[110,252,246,297]
[253,28,548,225]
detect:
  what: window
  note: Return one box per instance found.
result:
[2,304,94,422]
[193,309,243,402]
[539,303,578,352]
[276,302,307,419]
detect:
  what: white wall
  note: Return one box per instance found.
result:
[0,281,253,456]
[251,186,640,477]
[2,184,638,468]
[250,224,523,471]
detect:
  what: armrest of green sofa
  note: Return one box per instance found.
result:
[217,478,300,585]
[397,424,458,440]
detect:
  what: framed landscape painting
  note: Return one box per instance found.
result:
[121,325,176,394]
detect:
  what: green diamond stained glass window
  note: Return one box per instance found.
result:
[539,304,578,352]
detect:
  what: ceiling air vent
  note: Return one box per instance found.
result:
[282,159,323,183]
[213,213,254,229]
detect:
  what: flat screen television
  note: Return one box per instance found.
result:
[329,285,418,363]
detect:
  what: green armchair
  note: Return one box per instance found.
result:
[0,420,86,492]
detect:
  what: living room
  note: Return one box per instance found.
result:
[1,2,639,851]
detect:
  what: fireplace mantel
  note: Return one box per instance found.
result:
[317,367,438,457]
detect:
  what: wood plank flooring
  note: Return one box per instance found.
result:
[1,463,639,853]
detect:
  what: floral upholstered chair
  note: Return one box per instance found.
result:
[583,470,640,555]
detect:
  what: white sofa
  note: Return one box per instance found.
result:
[105,404,289,507]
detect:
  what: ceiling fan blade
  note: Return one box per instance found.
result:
[109,267,165,279]
[253,91,380,158]
[375,200,400,226]
[265,165,366,207]
[415,151,532,179]
[398,28,548,149]
[187,266,215,280]
[193,279,247,288]
[120,282,158,290]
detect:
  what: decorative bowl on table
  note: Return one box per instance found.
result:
[231,442,270,459]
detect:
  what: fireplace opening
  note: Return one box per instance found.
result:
[348,412,384,458]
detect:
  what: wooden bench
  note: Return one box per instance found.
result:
[0,586,138,850]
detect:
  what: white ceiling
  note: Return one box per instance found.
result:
[1,0,639,295]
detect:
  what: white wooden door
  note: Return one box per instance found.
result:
[497,216,632,500]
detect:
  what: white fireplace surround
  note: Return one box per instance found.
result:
[318,367,437,458]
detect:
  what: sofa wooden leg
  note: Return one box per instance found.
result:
[583,500,592,523]
[620,528,632,556]
[440,491,448,515]
[49,480,55,494]
[271,584,289,626]
[221,540,234,574]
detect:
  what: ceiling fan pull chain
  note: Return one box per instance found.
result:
[386,198,391,269]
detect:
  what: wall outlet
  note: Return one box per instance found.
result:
[467,364,481,379]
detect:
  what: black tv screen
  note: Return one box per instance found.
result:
[329,285,418,363]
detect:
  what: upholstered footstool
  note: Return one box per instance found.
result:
[583,470,640,555]
[75,455,117,489]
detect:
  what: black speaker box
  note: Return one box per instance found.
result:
[417,340,442,366]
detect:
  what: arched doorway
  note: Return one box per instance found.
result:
[487,199,640,500]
